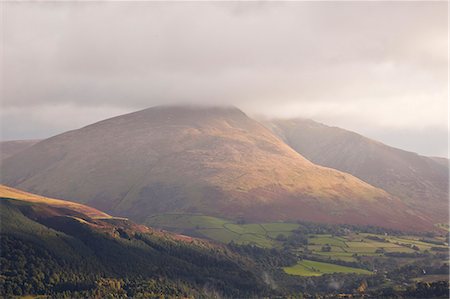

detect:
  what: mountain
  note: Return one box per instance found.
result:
[0,184,270,297]
[0,106,431,231]
[0,139,40,160]
[430,156,449,168]
[263,118,449,223]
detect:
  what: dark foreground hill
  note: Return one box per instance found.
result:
[264,118,449,223]
[0,106,432,231]
[0,184,270,298]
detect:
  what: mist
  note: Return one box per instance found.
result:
[2,1,448,156]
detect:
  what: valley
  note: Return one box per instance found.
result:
[147,212,449,281]
[3,0,449,297]
[1,106,448,298]
[1,184,448,298]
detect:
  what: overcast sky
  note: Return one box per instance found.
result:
[1,1,448,157]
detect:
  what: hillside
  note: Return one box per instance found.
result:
[0,184,270,297]
[264,118,449,222]
[0,139,40,160]
[0,106,432,230]
[0,184,110,218]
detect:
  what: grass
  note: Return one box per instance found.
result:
[147,213,448,277]
[224,223,266,235]
[197,228,241,244]
[382,235,447,251]
[146,213,449,255]
[308,245,345,252]
[236,233,275,247]
[314,251,361,262]
[0,185,110,219]
[306,233,448,261]
[283,259,372,276]
[309,236,347,247]
[261,223,300,232]
[147,213,279,247]
[146,214,228,229]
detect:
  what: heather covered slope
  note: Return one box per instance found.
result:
[264,118,449,223]
[0,139,40,160]
[0,106,431,230]
[0,184,110,218]
[0,184,269,297]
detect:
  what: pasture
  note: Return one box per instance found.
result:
[146,213,299,247]
[283,259,372,276]
[146,213,449,260]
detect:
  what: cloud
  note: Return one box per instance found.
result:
[0,104,131,141]
[1,1,448,156]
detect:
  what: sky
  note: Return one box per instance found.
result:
[1,1,448,157]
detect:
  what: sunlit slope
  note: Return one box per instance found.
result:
[0,184,110,219]
[0,106,432,230]
[264,118,449,223]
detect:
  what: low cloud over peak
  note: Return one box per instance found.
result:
[2,1,448,157]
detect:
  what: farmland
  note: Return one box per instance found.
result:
[146,213,299,247]
[147,214,447,253]
[147,213,449,278]
[283,259,372,276]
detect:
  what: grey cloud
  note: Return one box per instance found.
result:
[1,1,448,157]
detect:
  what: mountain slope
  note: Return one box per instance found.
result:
[0,184,270,297]
[0,184,110,218]
[264,118,449,222]
[0,139,40,160]
[0,106,431,230]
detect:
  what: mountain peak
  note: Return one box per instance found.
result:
[1,107,434,231]
[84,104,248,131]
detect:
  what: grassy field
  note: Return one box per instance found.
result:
[146,213,299,247]
[306,233,448,261]
[146,213,449,258]
[146,213,448,280]
[146,214,228,229]
[283,259,372,276]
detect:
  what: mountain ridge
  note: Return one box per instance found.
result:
[0,139,41,160]
[0,105,434,231]
[263,117,448,223]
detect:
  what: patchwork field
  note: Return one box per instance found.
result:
[147,213,449,267]
[146,213,299,247]
[283,259,372,276]
[306,233,449,262]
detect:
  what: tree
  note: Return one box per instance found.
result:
[321,245,331,252]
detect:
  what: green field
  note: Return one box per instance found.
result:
[146,214,228,229]
[314,251,362,262]
[309,235,347,247]
[283,259,372,276]
[146,213,449,259]
[306,233,448,261]
[146,213,291,247]
[146,213,448,281]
